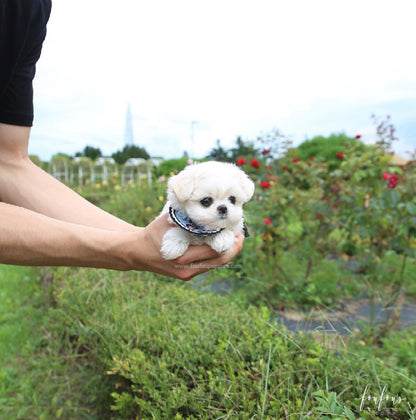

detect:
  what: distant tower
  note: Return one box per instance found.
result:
[124,103,134,145]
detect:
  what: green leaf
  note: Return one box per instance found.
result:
[407,202,416,215]
[344,406,355,420]
[390,236,403,253]
[331,401,342,414]
[405,247,415,258]
[390,189,400,205]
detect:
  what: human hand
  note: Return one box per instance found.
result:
[132,213,244,281]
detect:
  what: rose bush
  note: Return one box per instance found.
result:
[219,122,416,314]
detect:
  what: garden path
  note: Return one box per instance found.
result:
[193,275,416,335]
[274,298,416,335]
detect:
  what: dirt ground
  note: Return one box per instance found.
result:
[275,298,416,334]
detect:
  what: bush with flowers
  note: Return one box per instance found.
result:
[208,119,416,321]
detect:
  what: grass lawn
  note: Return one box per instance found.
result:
[0,265,46,414]
[0,265,46,365]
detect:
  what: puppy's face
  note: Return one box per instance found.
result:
[167,162,254,230]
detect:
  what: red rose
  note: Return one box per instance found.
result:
[236,158,246,165]
[336,152,344,159]
[261,148,271,155]
[260,181,270,189]
[355,134,362,139]
[292,157,299,163]
[251,159,261,168]
[264,218,272,224]
[382,172,391,180]
[283,165,289,171]
[387,174,399,188]
[309,156,315,161]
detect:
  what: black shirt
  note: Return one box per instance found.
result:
[0,0,51,126]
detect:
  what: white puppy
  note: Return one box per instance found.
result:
[160,161,255,260]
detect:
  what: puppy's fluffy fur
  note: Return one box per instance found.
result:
[160,161,255,260]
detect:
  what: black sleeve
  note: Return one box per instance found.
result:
[0,0,52,126]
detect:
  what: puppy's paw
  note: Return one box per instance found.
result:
[207,231,236,254]
[160,228,190,260]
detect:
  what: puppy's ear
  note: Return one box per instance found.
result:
[238,171,255,203]
[168,171,195,202]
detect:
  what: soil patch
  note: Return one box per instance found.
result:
[275,298,416,334]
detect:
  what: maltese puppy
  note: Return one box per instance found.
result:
[160,161,255,260]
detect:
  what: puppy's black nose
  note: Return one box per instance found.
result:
[217,205,228,215]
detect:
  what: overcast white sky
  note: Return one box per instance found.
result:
[30,0,416,161]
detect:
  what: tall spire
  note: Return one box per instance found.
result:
[124,103,134,145]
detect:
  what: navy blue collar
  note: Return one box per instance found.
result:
[169,207,250,238]
[169,207,224,236]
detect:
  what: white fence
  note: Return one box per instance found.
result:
[48,157,162,187]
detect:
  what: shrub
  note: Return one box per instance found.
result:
[155,157,192,177]
[47,268,415,419]
[294,133,366,165]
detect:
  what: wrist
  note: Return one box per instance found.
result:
[109,228,147,271]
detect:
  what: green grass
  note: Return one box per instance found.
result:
[0,265,110,419]
[0,265,44,364]
[1,264,415,419]
[0,265,46,416]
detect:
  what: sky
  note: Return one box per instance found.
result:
[30,0,416,161]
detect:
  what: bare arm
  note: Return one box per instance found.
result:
[0,123,138,231]
[0,123,244,280]
[0,201,131,269]
[0,202,243,279]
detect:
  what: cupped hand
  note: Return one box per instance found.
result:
[137,213,244,281]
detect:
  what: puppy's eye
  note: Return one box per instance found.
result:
[200,197,213,207]
[228,196,236,205]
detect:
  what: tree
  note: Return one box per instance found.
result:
[79,146,102,161]
[229,136,258,161]
[112,145,150,165]
[206,139,230,161]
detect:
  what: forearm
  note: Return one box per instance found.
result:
[0,202,134,270]
[0,157,137,231]
[0,123,136,231]
[0,202,244,279]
